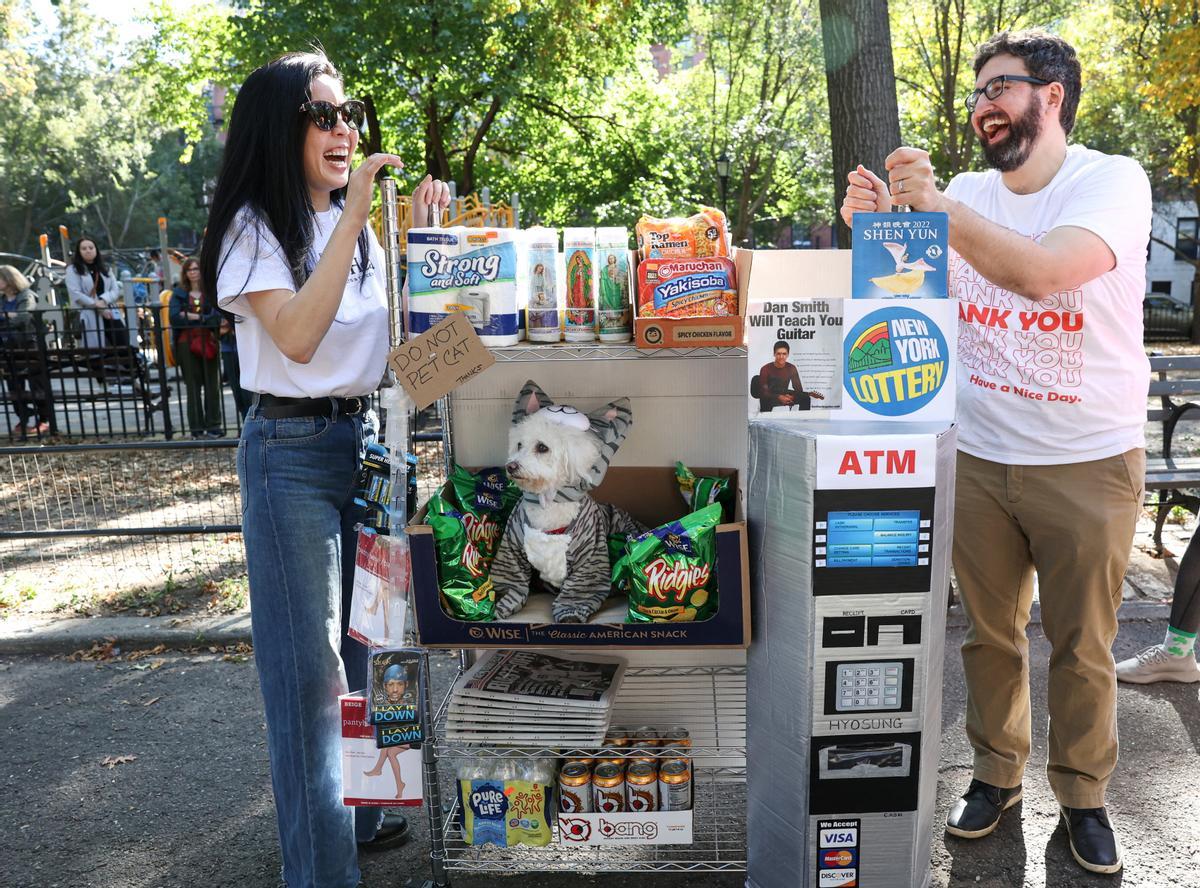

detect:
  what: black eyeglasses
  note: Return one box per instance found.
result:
[298,99,367,132]
[966,74,1051,112]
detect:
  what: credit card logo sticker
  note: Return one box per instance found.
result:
[844,306,948,416]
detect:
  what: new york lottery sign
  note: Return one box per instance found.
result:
[840,300,956,422]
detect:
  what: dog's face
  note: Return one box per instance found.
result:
[505,411,601,496]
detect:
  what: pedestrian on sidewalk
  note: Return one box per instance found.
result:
[0,265,52,437]
[842,29,1150,875]
[169,257,223,437]
[199,50,448,888]
[1117,535,1200,682]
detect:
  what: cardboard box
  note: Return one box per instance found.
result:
[408,466,750,648]
[340,693,423,807]
[558,810,694,845]
[745,421,956,888]
[633,250,752,348]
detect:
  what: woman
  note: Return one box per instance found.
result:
[0,265,51,436]
[65,237,136,389]
[199,51,448,888]
[168,258,222,436]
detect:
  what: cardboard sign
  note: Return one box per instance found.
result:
[747,298,844,419]
[839,300,956,423]
[851,212,949,299]
[388,312,494,409]
[815,434,938,490]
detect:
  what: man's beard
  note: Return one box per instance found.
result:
[978,95,1044,172]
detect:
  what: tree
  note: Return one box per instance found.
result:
[0,0,222,254]
[220,0,686,199]
[1127,0,1200,208]
[694,0,832,245]
[819,0,902,247]
[889,0,1072,182]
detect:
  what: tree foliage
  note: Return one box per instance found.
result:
[221,0,686,200]
[0,0,220,254]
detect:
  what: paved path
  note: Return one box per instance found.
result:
[1,619,1196,888]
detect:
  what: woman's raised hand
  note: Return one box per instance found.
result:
[343,153,404,229]
[411,175,452,228]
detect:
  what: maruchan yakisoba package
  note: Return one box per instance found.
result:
[622,502,722,623]
[637,257,737,319]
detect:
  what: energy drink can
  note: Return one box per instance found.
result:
[632,726,660,746]
[625,761,659,812]
[558,762,593,813]
[593,762,626,813]
[658,759,693,811]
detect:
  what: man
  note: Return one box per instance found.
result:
[755,340,825,411]
[840,30,1150,875]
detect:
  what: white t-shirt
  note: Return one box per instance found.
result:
[947,144,1151,465]
[216,205,390,398]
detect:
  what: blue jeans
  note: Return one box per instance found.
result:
[238,395,384,888]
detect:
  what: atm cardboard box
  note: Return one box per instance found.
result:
[408,466,750,648]
[633,250,752,349]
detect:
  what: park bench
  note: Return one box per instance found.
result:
[1146,353,1200,552]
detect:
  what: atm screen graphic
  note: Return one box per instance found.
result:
[824,510,921,567]
[812,488,936,595]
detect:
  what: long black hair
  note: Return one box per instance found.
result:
[199,52,369,305]
[70,236,108,277]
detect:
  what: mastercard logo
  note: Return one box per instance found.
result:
[823,849,854,867]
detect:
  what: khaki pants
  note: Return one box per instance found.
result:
[952,448,1144,808]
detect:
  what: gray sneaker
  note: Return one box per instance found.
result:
[1115,644,1200,684]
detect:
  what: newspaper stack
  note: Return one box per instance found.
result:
[445,650,626,745]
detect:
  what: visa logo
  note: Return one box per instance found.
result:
[837,448,916,476]
[820,828,859,847]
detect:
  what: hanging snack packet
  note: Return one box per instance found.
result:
[426,494,496,622]
[635,206,730,263]
[625,503,722,624]
[675,461,735,523]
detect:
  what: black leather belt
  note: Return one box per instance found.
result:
[257,393,367,419]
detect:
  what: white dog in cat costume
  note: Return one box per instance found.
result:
[490,381,646,623]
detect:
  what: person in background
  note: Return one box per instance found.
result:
[1116,536,1200,682]
[0,265,52,437]
[841,30,1148,875]
[219,312,249,420]
[199,50,449,888]
[169,257,223,437]
[65,236,119,387]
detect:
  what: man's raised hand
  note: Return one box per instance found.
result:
[840,164,892,228]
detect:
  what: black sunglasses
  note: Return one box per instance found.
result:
[298,99,367,132]
[966,74,1051,112]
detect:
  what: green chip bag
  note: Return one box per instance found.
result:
[427,494,496,622]
[675,461,734,523]
[625,502,722,623]
[608,531,632,596]
[446,465,521,564]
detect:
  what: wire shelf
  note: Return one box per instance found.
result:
[441,768,748,873]
[433,664,748,770]
[490,343,747,362]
